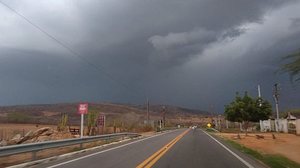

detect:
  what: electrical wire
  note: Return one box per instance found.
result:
[0,0,145,100]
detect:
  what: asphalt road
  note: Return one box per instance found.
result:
[37,129,266,168]
[153,129,264,168]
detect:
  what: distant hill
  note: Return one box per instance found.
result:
[0,102,210,126]
[135,104,210,115]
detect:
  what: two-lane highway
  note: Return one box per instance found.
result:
[153,129,263,168]
[38,129,186,168]
[37,129,266,168]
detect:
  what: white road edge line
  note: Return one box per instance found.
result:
[46,130,178,168]
[202,130,254,168]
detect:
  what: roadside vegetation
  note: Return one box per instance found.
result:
[205,128,219,133]
[86,109,99,136]
[224,91,272,134]
[57,113,68,132]
[225,139,300,168]
[7,112,33,123]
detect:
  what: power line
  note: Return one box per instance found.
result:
[0,1,145,100]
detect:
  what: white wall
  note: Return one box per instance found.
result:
[260,119,289,133]
[296,119,300,135]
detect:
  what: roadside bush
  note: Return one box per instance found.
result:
[139,125,153,132]
[57,113,68,132]
[7,112,31,123]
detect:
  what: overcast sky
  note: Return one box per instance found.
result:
[0,0,300,112]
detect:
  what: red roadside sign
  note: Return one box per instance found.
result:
[97,115,105,126]
[78,103,88,114]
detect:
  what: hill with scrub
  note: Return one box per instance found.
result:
[0,102,210,127]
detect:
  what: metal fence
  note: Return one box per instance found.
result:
[0,132,139,160]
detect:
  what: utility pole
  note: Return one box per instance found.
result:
[209,105,215,128]
[146,98,150,124]
[162,106,166,128]
[273,83,280,119]
[258,85,262,107]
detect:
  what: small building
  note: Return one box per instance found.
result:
[285,112,298,124]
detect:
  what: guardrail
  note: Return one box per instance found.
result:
[0,132,140,160]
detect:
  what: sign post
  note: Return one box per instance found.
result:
[78,103,88,138]
[97,115,105,135]
[81,114,84,138]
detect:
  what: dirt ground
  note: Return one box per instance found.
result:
[216,132,300,164]
[0,123,125,140]
[139,131,156,137]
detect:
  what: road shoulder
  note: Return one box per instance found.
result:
[203,130,268,168]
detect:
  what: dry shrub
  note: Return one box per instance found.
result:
[138,125,153,132]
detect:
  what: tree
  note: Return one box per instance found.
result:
[224,92,272,134]
[281,49,300,82]
[86,110,99,136]
[57,113,68,132]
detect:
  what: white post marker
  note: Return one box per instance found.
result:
[78,103,88,138]
[80,114,84,138]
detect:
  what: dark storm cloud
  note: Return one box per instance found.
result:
[0,0,299,112]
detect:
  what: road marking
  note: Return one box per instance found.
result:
[136,129,190,168]
[202,130,254,168]
[46,130,178,168]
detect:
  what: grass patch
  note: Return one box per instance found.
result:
[72,147,82,152]
[205,128,218,133]
[159,127,177,132]
[225,139,300,168]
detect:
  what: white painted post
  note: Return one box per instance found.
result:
[268,119,271,131]
[259,120,263,132]
[275,119,279,132]
[270,119,275,131]
[296,119,300,135]
[78,103,88,138]
[282,119,288,133]
[80,114,84,138]
[226,120,229,129]
[239,122,243,131]
[159,120,162,130]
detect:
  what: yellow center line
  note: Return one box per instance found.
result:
[136,129,190,168]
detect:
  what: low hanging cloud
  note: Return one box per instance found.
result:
[195,2,300,63]
[147,27,247,67]
[0,0,299,112]
[148,29,216,50]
